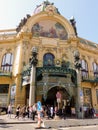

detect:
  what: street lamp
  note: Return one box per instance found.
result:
[74,50,81,69]
[74,50,83,119]
[29,47,38,67]
[29,46,38,106]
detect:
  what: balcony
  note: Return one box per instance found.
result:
[0,70,12,77]
[82,76,98,83]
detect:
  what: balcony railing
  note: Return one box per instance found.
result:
[82,76,98,83]
[0,70,12,77]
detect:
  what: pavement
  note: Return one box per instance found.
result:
[0,114,98,128]
[0,114,37,124]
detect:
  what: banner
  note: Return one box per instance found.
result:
[10,84,16,105]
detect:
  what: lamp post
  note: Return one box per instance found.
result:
[29,47,38,106]
[74,50,83,119]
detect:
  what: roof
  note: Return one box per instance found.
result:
[33,0,60,15]
[79,37,97,48]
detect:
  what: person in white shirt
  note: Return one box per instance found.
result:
[50,106,54,118]
[7,104,12,118]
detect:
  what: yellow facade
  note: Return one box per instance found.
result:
[0,1,98,117]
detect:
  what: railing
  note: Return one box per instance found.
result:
[0,70,12,77]
[82,76,98,83]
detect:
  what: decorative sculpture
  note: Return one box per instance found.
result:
[29,47,38,67]
[70,16,78,36]
[74,50,81,70]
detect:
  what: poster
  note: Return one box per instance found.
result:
[10,84,16,105]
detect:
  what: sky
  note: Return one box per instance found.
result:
[0,0,98,43]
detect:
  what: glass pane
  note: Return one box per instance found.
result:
[0,84,9,93]
[1,53,13,72]
[43,53,55,66]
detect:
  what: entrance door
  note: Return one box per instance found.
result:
[42,86,75,117]
[25,85,30,105]
[44,86,70,107]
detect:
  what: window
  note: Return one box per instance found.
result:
[1,53,13,72]
[83,88,92,106]
[43,53,55,67]
[81,59,88,79]
[92,62,98,78]
[0,84,9,93]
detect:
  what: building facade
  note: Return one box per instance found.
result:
[0,1,98,117]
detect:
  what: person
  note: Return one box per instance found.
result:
[32,103,37,120]
[29,105,33,119]
[25,106,29,118]
[21,105,26,118]
[50,105,54,118]
[62,106,66,119]
[36,101,43,128]
[90,107,95,118]
[15,105,20,119]
[7,104,12,118]
[46,105,51,119]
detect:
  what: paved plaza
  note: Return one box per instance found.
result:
[0,114,98,128]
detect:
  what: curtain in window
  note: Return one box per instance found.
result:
[81,59,88,79]
[1,53,13,72]
[93,62,98,77]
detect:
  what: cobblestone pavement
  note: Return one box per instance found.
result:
[0,114,98,128]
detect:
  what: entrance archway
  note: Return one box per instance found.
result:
[44,86,70,106]
[42,86,75,117]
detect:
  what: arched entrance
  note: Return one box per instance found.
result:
[43,86,73,106]
[42,86,75,117]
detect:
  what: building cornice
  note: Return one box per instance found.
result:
[0,32,32,44]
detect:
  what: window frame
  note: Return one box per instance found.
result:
[43,53,55,67]
[1,53,13,72]
[81,59,88,79]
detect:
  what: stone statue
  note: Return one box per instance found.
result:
[70,16,78,36]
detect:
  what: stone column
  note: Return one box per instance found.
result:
[29,66,36,106]
[74,50,83,118]
[29,47,38,106]
[76,69,83,119]
[14,42,24,107]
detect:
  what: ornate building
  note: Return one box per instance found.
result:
[0,1,98,118]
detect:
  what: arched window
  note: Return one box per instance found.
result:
[1,53,13,72]
[81,59,88,79]
[92,62,98,77]
[43,53,55,67]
